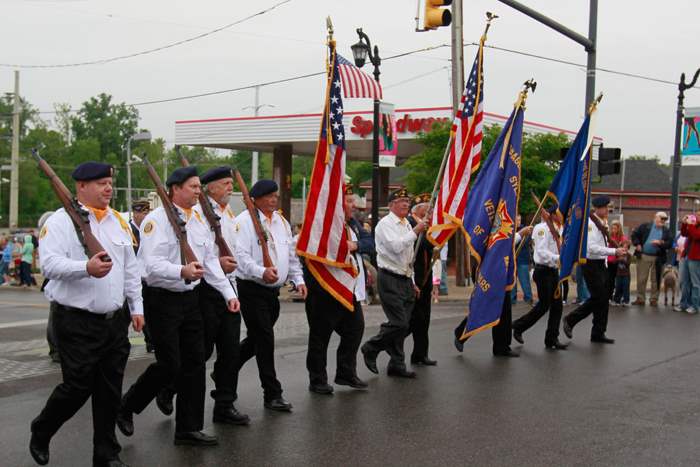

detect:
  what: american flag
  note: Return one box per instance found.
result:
[296,46,357,311]
[337,54,383,100]
[428,43,485,248]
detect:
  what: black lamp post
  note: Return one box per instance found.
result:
[351,28,381,235]
[669,68,700,244]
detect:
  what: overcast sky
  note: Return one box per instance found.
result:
[2,0,699,161]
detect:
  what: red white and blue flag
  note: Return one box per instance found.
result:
[337,54,383,100]
[296,43,357,311]
[428,41,485,247]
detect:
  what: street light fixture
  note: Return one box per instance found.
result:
[125,131,152,215]
[351,28,382,234]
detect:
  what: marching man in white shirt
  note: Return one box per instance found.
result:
[234,179,307,412]
[361,188,428,379]
[564,195,626,344]
[512,207,569,350]
[117,166,239,447]
[30,162,144,467]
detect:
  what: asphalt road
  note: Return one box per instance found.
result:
[1,288,699,466]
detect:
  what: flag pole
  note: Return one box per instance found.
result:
[411,12,497,267]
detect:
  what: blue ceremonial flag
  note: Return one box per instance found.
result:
[458,97,525,340]
[546,113,595,286]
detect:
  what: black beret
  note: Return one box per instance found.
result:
[200,166,233,185]
[71,162,113,181]
[592,195,611,208]
[546,204,558,214]
[411,192,431,208]
[388,188,410,202]
[166,166,198,187]
[250,179,278,198]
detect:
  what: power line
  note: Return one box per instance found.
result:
[0,0,293,69]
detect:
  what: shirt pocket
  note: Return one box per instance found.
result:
[110,237,133,265]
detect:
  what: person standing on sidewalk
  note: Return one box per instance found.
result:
[30,162,144,467]
[117,166,239,447]
[512,208,568,350]
[234,179,307,412]
[606,221,625,303]
[564,196,626,344]
[361,188,427,378]
[680,209,700,314]
[511,214,533,305]
[631,212,672,306]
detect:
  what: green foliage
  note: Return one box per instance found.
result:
[404,122,570,216]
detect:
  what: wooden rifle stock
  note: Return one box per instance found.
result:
[232,169,273,268]
[141,156,199,272]
[31,148,110,261]
[176,146,233,258]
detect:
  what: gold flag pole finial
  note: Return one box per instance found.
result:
[588,92,603,115]
[326,16,334,45]
[516,79,537,108]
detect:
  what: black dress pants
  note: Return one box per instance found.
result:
[236,279,283,402]
[409,278,433,360]
[32,304,130,464]
[199,279,241,406]
[512,265,563,345]
[454,292,512,353]
[303,268,364,385]
[565,259,609,338]
[606,262,618,300]
[363,269,415,370]
[123,287,205,433]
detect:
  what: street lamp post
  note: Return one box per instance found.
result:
[670,68,700,242]
[351,28,381,234]
[125,131,152,215]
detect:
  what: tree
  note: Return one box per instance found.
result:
[404,122,568,216]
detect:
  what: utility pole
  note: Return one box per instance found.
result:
[451,0,466,287]
[10,71,20,230]
[252,86,260,185]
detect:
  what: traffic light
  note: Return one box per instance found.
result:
[424,0,452,30]
[598,147,622,176]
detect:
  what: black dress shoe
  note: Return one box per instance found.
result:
[360,344,378,374]
[309,382,334,395]
[264,398,293,412]
[156,389,174,416]
[591,335,615,344]
[387,367,417,378]
[213,405,250,425]
[411,357,438,366]
[173,431,218,446]
[545,340,569,350]
[145,343,155,353]
[493,349,520,358]
[334,375,368,389]
[512,329,524,344]
[563,319,573,339]
[94,457,130,467]
[116,405,134,437]
[29,432,49,465]
[454,337,464,353]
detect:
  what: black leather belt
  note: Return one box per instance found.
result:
[379,268,411,281]
[57,303,121,320]
[534,264,557,271]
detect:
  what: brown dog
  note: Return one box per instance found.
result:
[661,265,680,306]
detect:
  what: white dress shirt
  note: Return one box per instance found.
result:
[349,228,366,302]
[138,205,236,302]
[195,197,237,283]
[40,207,143,316]
[375,211,417,277]
[587,218,617,261]
[532,222,561,268]
[234,209,304,288]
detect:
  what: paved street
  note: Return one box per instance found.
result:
[1,288,700,466]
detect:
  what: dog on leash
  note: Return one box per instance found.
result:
[661,265,680,306]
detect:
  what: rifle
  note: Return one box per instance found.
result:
[531,191,561,254]
[589,212,610,245]
[232,169,273,268]
[176,146,233,258]
[141,155,199,281]
[31,148,110,262]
